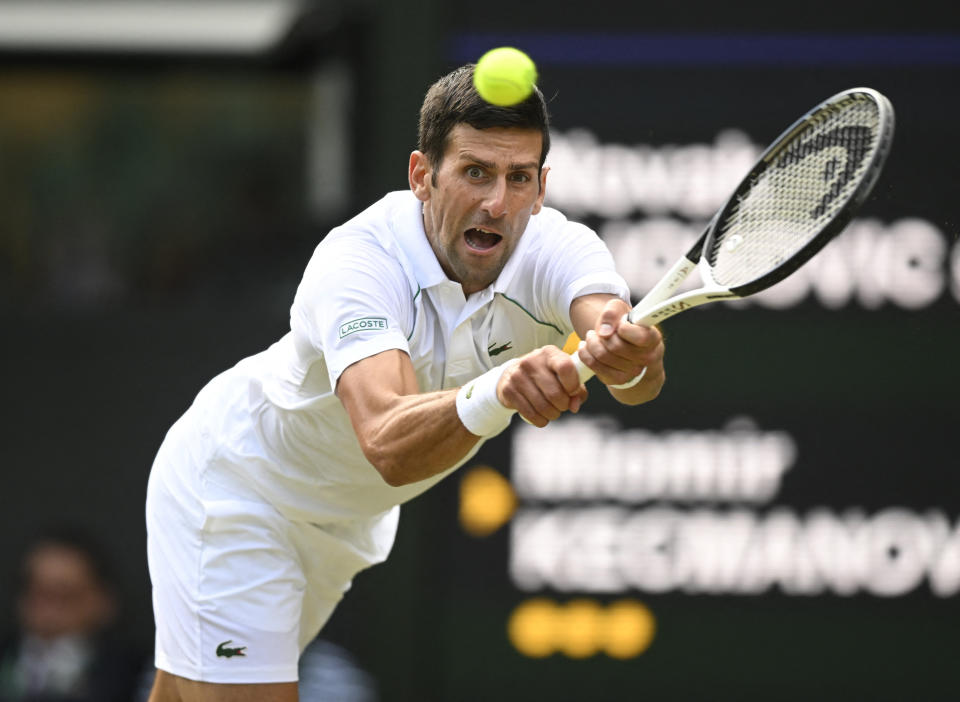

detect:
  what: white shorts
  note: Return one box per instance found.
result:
[146,397,399,684]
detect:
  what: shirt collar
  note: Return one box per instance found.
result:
[390,191,449,290]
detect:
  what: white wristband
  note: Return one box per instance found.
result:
[610,366,647,390]
[456,361,518,437]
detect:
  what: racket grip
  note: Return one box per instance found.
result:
[627,311,658,327]
[570,342,596,383]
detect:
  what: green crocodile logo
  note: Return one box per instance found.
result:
[216,640,247,658]
[488,341,513,357]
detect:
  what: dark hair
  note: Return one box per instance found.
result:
[417,64,551,173]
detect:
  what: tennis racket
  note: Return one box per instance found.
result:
[573,86,895,383]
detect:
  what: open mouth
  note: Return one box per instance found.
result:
[464,227,502,252]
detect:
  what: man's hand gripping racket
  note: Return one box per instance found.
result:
[572,87,895,384]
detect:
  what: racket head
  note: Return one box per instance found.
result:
[702,87,895,296]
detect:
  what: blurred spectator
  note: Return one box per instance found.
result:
[0,530,144,702]
[297,638,379,702]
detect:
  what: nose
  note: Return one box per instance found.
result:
[481,177,509,219]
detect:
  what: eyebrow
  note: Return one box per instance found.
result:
[459,152,539,171]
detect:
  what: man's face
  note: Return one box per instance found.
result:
[18,545,114,640]
[410,124,548,296]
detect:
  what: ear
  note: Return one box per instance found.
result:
[409,151,432,202]
[531,165,550,215]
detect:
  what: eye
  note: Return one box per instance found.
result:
[509,171,532,184]
[466,166,485,179]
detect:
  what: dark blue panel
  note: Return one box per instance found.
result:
[450,33,960,66]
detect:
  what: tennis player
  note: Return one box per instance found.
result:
[145,63,665,701]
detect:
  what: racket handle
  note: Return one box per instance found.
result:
[571,306,661,384]
[627,311,659,327]
[570,311,634,383]
[571,341,597,383]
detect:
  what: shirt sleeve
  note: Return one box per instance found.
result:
[534,217,631,331]
[291,233,415,388]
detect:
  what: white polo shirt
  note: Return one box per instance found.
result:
[189,190,629,529]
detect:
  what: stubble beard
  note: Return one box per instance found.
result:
[444,242,508,295]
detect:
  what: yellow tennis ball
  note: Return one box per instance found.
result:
[473,47,538,106]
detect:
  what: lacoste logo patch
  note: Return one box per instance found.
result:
[339,317,387,339]
[216,640,247,658]
[488,341,513,357]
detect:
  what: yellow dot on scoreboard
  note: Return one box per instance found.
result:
[603,599,657,658]
[558,598,603,659]
[508,598,558,658]
[459,465,517,537]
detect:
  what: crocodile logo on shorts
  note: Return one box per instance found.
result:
[216,640,247,658]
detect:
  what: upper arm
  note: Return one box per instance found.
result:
[335,348,477,486]
[293,234,415,391]
[569,292,623,340]
[336,349,420,446]
[523,215,630,339]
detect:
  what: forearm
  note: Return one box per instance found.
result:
[338,347,584,486]
[350,389,482,487]
[607,363,665,405]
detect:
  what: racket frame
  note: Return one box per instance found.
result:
[630,87,895,325]
[709,87,895,299]
[572,87,895,382]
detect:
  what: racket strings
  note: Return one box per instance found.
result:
[708,96,882,288]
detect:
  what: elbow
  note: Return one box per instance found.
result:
[376,462,410,488]
[355,422,422,487]
[361,443,413,487]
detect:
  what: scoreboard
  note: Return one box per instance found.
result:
[345,28,960,702]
